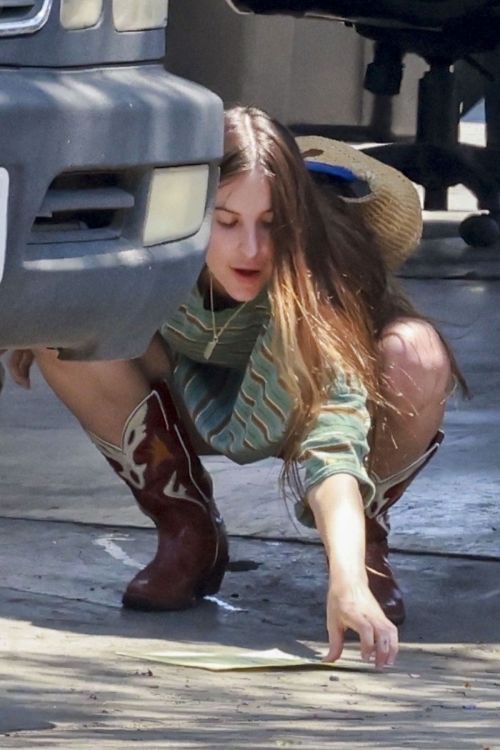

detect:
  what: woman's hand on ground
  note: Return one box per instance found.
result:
[306,474,399,669]
[324,579,399,669]
[8,349,34,389]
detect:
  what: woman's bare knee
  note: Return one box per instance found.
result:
[379,319,451,413]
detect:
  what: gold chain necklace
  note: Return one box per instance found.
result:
[204,274,249,360]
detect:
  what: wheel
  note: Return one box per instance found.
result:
[459,214,500,247]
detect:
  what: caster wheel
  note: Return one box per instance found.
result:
[459,214,500,247]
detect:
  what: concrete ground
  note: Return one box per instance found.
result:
[1,123,499,749]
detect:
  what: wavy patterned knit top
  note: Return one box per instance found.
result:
[161,284,375,525]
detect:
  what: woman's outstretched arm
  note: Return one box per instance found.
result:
[308,474,399,669]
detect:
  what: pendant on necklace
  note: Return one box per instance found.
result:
[204,338,218,360]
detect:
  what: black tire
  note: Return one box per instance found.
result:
[459,214,500,247]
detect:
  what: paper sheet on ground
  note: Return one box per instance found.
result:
[120,647,338,671]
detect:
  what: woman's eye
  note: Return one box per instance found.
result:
[215,212,238,228]
[217,218,237,229]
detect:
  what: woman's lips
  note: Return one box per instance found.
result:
[232,268,260,278]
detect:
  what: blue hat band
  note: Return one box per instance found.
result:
[305,160,357,182]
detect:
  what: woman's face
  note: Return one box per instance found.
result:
[205,168,274,302]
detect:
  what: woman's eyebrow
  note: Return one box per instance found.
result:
[215,205,274,214]
[215,205,238,213]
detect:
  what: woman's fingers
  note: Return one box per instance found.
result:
[327,585,400,669]
[357,621,377,663]
[362,620,399,669]
[324,621,345,663]
[374,623,399,668]
[8,350,34,388]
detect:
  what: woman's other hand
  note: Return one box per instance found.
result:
[8,349,34,389]
[324,578,399,668]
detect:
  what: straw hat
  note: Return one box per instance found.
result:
[296,135,422,270]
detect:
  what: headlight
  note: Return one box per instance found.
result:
[60,0,103,30]
[113,0,168,32]
[143,165,209,247]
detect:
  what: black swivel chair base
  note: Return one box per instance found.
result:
[227,0,500,249]
[364,142,500,247]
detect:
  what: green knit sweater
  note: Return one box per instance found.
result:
[161,284,375,525]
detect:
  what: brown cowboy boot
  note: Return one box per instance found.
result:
[366,431,444,625]
[90,381,229,611]
[365,513,406,625]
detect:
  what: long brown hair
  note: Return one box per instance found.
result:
[312,182,468,396]
[221,106,465,486]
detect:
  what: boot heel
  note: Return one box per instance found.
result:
[198,545,229,597]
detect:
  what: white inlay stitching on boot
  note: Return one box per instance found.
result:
[163,471,206,510]
[173,423,211,504]
[88,418,147,492]
[171,422,220,568]
[121,401,149,490]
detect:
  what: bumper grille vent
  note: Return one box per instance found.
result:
[31,171,136,244]
[0,0,36,8]
[0,0,51,35]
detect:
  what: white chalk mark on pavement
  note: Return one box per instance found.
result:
[94,534,142,570]
[479,587,500,600]
[204,595,246,613]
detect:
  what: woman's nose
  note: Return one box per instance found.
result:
[241,228,262,258]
